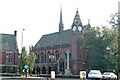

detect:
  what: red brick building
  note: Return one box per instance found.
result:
[33,8,91,75]
[0,31,19,73]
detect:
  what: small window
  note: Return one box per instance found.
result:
[6,53,12,64]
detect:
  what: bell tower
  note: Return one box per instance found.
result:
[71,8,83,74]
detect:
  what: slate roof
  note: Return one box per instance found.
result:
[34,29,72,50]
[0,34,18,52]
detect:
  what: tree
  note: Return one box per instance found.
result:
[102,27,118,70]
[82,26,117,72]
[20,47,36,74]
[109,12,120,71]
[20,47,27,73]
[28,51,36,74]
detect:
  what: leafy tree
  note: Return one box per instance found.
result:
[83,26,117,72]
[28,51,36,74]
[20,47,36,74]
[102,27,118,70]
[20,47,27,73]
[109,12,120,71]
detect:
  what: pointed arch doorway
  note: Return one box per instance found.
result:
[59,59,65,74]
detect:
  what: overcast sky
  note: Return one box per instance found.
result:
[0,0,119,52]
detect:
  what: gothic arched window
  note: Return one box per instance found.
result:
[41,52,44,63]
[47,51,51,63]
[55,51,59,60]
[41,52,46,63]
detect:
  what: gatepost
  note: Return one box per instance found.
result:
[80,71,86,80]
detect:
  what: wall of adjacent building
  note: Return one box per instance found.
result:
[0,52,6,64]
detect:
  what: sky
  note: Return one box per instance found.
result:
[0,0,119,52]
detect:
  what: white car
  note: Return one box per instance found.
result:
[88,70,102,79]
[102,72,117,79]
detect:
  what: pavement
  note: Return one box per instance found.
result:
[0,76,80,80]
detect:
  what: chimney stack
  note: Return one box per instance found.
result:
[14,30,17,36]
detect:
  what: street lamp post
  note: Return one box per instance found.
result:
[44,43,49,80]
[20,29,25,74]
[21,29,25,49]
[52,55,55,71]
[51,41,54,71]
[49,54,55,80]
[82,62,85,70]
[49,54,55,71]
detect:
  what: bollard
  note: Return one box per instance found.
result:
[80,71,86,80]
[51,71,55,80]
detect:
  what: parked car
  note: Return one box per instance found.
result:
[88,70,102,79]
[102,72,117,79]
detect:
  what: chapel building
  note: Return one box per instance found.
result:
[33,8,91,75]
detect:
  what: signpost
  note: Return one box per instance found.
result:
[23,64,29,77]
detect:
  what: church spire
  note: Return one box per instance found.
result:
[59,5,64,33]
[72,8,82,27]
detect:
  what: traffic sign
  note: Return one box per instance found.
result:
[22,69,25,73]
[27,69,29,73]
[24,64,29,69]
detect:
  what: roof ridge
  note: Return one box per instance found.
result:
[0,33,14,36]
[43,29,72,36]
[43,31,59,36]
